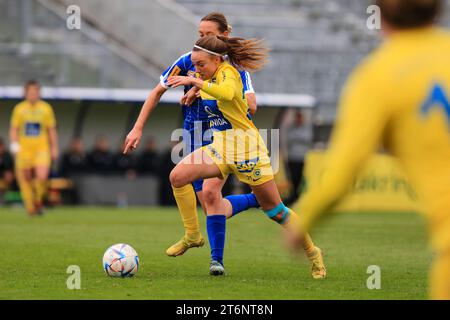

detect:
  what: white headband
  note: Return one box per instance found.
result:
[194,45,225,57]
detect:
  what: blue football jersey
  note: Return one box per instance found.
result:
[239,70,255,95]
[160,52,255,126]
[160,52,207,124]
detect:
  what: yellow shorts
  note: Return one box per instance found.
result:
[16,148,51,169]
[202,138,274,187]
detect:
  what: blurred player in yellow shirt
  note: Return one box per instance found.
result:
[293,0,450,299]
[9,80,59,216]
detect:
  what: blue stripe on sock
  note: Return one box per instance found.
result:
[206,215,226,264]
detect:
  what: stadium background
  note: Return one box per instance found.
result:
[0,0,448,300]
[3,0,448,208]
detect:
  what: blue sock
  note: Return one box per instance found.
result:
[225,193,259,216]
[206,215,226,265]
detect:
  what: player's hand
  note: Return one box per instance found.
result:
[51,146,59,161]
[180,87,200,106]
[123,127,142,154]
[180,93,188,106]
[167,76,192,88]
[9,142,20,155]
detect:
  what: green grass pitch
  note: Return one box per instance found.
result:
[0,207,431,300]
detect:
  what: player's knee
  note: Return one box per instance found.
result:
[19,172,33,183]
[202,187,221,208]
[169,168,187,188]
[36,175,47,183]
[264,202,289,224]
[169,169,181,188]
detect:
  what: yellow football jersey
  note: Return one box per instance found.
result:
[10,99,56,150]
[200,61,273,185]
[296,27,450,252]
[200,61,257,130]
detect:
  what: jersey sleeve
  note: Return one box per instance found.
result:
[239,70,255,94]
[159,52,190,89]
[10,104,22,128]
[44,103,56,128]
[293,63,391,231]
[201,67,238,102]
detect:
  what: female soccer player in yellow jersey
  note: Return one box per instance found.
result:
[9,80,59,216]
[166,35,326,276]
[292,0,450,299]
[124,13,262,258]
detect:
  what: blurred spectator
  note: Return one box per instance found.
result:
[86,135,114,175]
[286,111,312,201]
[59,137,87,177]
[0,138,14,188]
[137,137,159,176]
[113,141,137,178]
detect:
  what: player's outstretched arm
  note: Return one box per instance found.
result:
[293,65,390,232]
[8,126,20,155]
[168,72,236,102]
[124,84,167,154]
[48,127,59,161]
[9,106,21,155]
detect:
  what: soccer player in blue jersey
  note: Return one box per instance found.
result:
[124,13,260,256]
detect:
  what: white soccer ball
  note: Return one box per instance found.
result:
[103,243,139,277]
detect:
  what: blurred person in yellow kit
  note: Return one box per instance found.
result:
[292,0,450,299]
[9,80,59,216]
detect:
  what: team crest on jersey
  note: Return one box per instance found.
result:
[235,157,259,173]
[252,169,262,182]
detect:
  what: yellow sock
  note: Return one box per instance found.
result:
[172,184,200,239]
[302,233,316,257]
[286,209,316,256]
[19,179,35,213]
[35,179,48,204]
